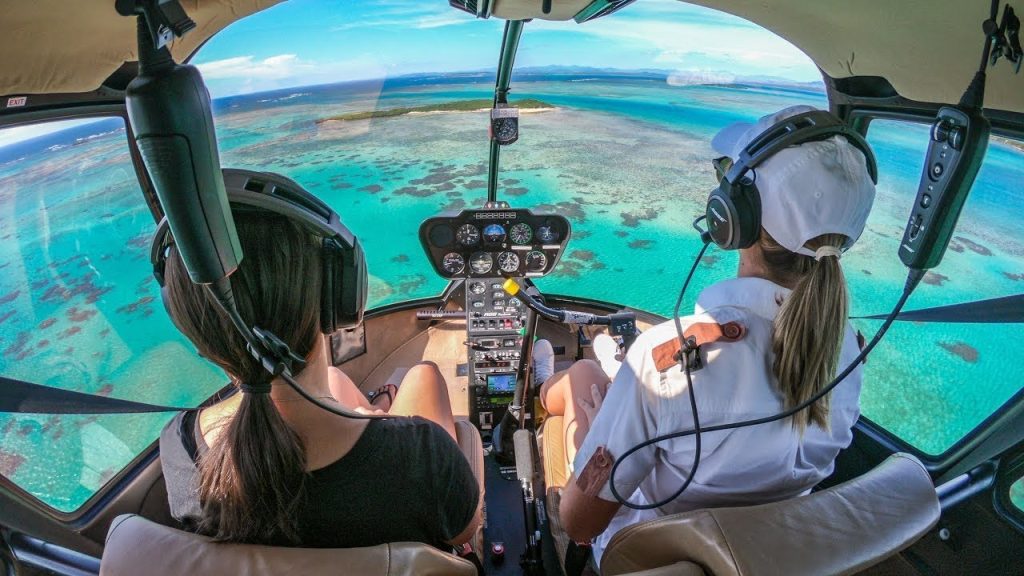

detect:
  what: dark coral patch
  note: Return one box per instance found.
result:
[702,254,720,267]
[465,180,487,189]
[570,250,595,262]
[614,230,629,238]
[506,187,528,196]
[862,269,873,276]
[116,296,155,315]
[953,236,992,256]
[67,307,98,322]
[58,326,82,339]
[394,186,435,198]
[0,290,20,305]
[0,311,15,325]
[628,239,653,249]
[1003,272,1024,281]
[502,179,520,186]
[621,208,658,228]
[0,450,26,477]
[443,199,467,211]
[922,271,949,286]
[396,274,428,296]
[360,184,383,194]
[938,341,979,363]
[392,254,410,263]
[97,384,114,397]
[573,231,591,240]
[552,261,583,278]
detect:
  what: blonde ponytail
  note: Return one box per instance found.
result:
[759,232,849,433]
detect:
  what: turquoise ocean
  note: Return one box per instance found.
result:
[1,73,1022,511]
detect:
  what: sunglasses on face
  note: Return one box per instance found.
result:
[712,156,734,183]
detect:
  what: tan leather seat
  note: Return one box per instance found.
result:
[103,419,486,575]
[600,453,940,576]
[100,514,476,576]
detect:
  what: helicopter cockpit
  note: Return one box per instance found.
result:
[2,1,1024,575]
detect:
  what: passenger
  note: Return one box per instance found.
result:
[538,105,876,567]
[157,206,481,551]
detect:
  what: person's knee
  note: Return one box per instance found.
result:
[568,359,609,387]
[402,361,446,390]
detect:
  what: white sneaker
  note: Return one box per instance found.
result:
[533,339,555,386]
[592,333,622,379]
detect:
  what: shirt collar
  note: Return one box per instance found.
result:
[694,277,792,321]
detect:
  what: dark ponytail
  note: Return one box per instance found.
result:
[162,211,323,544]
[759,231,849,434]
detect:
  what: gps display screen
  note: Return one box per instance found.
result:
[487,373,516,394]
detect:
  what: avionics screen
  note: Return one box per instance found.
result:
[487,373,516,394]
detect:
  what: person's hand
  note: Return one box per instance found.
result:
[354,406,386,416]
[578,383,604,424]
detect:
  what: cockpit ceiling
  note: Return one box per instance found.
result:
[0,0,283,97]
[1,0,1022,115]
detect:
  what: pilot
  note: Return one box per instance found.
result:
[156,182,481,551]
[536,105,876,567]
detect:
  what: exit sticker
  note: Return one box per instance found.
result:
[6,96,27,108]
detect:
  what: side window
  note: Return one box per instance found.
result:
[850,119,1024,455]
[0,118,223,512]
[1012,475,1024,513]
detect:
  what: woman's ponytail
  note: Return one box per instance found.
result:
[760,232,849,434]
[197,389,307,544]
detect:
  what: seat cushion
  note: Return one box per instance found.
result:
[100,514,476,576]
[453,418,486,554]
[602,453,939,576]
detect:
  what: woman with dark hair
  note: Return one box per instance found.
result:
[536,105,876,568]
[157,202,480,550]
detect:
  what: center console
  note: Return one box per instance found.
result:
[419,206,571,432]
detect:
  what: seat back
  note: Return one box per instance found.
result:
[601,453,939,576]
[100,514,477,576]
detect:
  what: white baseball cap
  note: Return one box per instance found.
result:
[711,105,876,257]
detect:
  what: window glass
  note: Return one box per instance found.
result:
[1012,474,1024,513]
[854,120,1024,454]
[192,0,824,310]
[0,118,223,512]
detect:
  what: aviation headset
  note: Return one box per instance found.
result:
[151,168,368,334]
[704,110,879,251]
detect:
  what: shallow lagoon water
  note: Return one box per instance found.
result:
[1,77,1022,510]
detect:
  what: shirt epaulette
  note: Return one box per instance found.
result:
[651,321,746,372]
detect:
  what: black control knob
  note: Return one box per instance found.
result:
[947,126,965,150]
[931,120,952,142]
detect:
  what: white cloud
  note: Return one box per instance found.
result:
[196,54,312,80]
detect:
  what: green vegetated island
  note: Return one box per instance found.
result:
[316,99,554,123]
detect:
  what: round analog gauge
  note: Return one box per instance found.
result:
[536,225,558,243]
[469,281,486,295]
[525,250,547,272]
[469,252,493,274]
[483,223,506,244]
[441,252,465,275]
[456,224,480,246]
[497,251,520,274]
[509,223,532,245]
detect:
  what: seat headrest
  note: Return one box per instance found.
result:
[602,453,940,576]
[100,514,476,576]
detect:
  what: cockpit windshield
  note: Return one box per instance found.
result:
[0,0,1022,515]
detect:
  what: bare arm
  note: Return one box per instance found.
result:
[560,472,622,542]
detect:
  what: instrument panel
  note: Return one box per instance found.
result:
[420,208,571,279]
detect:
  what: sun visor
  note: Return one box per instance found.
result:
[1,0,283,97]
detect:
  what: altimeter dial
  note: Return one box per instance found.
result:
[456,224,480,246]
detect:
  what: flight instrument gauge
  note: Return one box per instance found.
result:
[441,253,465,275]
[456,224,480,246]
[470,252,493,274]
[497,251,520,274]
[483,223,506,244]
[536,225,558,243]
[490,105,520,146]
[525,250,547,272]
[509,223,532,245]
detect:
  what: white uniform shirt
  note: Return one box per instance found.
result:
[572,277,864,566]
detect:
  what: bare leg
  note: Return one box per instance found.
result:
[388,361,458,441]
[327,367,375,410]
[539,360,610,465]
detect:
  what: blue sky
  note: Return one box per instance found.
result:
[192,0,821,97]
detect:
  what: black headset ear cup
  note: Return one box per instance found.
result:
[321,235,367,333]
[706,177,761,250]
